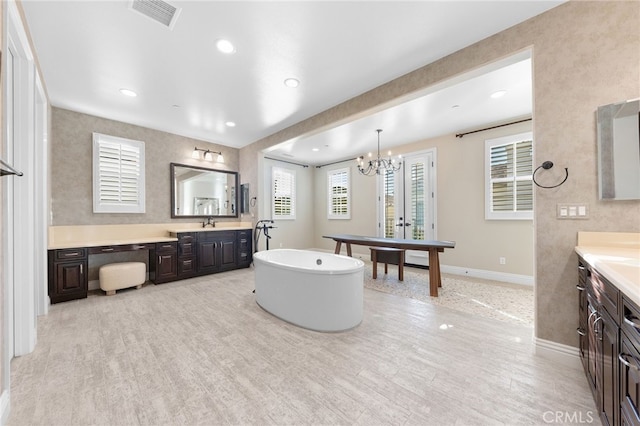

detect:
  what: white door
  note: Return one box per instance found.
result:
[379,149,436,267]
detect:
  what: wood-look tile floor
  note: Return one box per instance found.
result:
[8,268,598,425]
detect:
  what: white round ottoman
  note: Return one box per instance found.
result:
[99,262,146,296]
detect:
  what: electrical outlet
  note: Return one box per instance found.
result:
[499,257,506,265]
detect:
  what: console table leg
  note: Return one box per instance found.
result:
[428,249,441,297]
[334,242,342,254]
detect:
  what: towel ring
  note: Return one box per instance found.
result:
[533,161,568,189]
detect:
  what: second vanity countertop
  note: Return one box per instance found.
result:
[576,232,640,307]
[49,222,253,250]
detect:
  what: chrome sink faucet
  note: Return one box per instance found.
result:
[202,217,216,228]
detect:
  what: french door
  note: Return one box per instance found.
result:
[379,149,436,267]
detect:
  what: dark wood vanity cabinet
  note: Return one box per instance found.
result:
[48,229,253,300]
[197,231,237,274]
[578,257,639,426]
[48,248,88,304]
[152,242,178,284]
[620,297,640,426]
[177,233,197,278]
[237,229,252,267]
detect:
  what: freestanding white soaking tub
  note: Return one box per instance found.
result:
[253,249,365,332]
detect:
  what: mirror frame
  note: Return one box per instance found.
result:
[596,99,640,200]
[170,162,239,218]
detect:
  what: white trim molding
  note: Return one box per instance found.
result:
[534,337,582,370]
[0,389,10,425]
[440,264,533,286]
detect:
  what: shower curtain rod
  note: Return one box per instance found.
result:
[455,118,532,138]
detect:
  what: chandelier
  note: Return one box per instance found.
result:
[357,129,402,176]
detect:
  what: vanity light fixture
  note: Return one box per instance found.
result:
[192,147,224,163]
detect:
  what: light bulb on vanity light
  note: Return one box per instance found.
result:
[204,151,214,161]
[217,153,224,163]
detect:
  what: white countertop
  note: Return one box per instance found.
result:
[167,226,252,234]
[48,222,253,250]
[575,244,640,307]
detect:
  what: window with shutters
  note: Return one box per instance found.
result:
[327,168,350,219]
[92,133,145,213]
[382,168,396,237]
[485,132,533,220]
[272,166,295,220]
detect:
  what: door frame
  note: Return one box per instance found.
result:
[377,147,438,261]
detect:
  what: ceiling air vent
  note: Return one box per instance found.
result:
[129,0,182,30]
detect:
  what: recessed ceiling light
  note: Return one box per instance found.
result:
[119,88,137,97]
[312,148,319,152]
[284,78,300,88]
[490,90,507,99]
[225,121,236,127]
[216,39,235,54]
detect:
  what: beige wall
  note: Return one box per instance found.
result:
[241,1,640,347]
[51,107,240,226]
[312,161,379,257]
[394,120,534,277]
[309,120,534,277]
[258,157,314,251]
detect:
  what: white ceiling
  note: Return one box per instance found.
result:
[22,1,562,165]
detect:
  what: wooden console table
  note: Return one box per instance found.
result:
[323,234,455,297]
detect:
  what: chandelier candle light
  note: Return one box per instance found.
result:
[357,129,402,176]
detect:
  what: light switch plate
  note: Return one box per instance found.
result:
[557,203,589,219]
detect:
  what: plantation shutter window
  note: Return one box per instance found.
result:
[485,132,533,220]
[272,167,296,220]
[92,133,146,213]
[382,169,395,237]
[327,168,351,219]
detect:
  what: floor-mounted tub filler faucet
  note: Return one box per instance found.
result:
[202,217,216,228]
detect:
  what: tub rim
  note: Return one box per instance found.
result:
[253,248,364,275]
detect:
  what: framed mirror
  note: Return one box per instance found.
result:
[597,99,640,200]
[171,163,239,218]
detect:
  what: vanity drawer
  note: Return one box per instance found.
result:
[622,296,640,346]
[197,231,235,242]
[178,233,196,257]
[156,242,177,252]
[590,268,620,319]
[54,248,87,260]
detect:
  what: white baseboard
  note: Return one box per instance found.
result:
[0,389,10,425]
[310,248,533,286]
[534,337,583,370]
[440,265,534,286]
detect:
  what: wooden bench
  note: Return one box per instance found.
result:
[370,247,405,281]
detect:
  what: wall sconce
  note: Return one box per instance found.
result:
[192,147,224,163]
